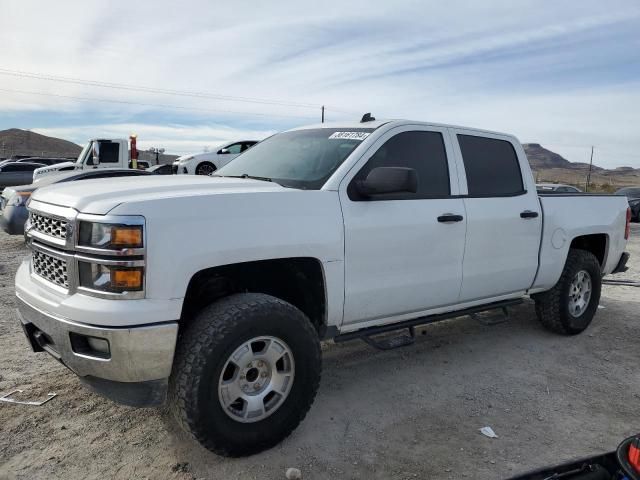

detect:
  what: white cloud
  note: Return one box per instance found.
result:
[33,123,275,155]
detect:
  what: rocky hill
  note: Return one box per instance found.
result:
[0,128,82,159]
[522,143,608,171]
[523,143,640,190]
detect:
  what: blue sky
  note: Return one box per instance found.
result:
[2,0,640,168]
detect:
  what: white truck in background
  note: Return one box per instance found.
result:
[32,136,144,181]
[15,118,631,457]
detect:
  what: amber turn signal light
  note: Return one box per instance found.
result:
[112,268,143,289]
[111,226,143,248]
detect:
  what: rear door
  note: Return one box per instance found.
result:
[450,129,542,302]
[340,125,467,327]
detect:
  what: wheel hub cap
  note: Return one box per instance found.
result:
[218,336,295,423]
[197,164,215,175]
[568,270,592,317]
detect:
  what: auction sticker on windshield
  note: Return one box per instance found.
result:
[328,131,371,140]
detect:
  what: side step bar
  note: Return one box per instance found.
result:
[333,299,523,350]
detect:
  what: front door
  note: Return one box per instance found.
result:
[340,125,467,327]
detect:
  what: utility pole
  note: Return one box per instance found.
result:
[321,105,325,123]
[585,146,594,192]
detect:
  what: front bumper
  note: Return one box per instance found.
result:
[16,295,178,406]
[0,204,28,235]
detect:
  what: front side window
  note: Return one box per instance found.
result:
[224,143,243,155]
[348,130,450,200]
[458,135,524,196]
[216,128,374,190]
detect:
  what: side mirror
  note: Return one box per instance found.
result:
[218,148,230,154]
[356,167,418,197]
[90,142,100,166]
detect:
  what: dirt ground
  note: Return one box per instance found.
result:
[1,226,639,480]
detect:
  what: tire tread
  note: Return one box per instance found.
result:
[169,293,321,456]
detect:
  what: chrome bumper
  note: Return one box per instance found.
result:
[16,296,178,384]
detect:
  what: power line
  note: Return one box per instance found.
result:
[0,87,319,120]
[0,67,359,115]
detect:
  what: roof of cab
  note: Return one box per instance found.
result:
[287,119,515,139]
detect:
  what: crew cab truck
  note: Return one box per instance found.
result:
[15,119,631,457]
[32,136,142,181]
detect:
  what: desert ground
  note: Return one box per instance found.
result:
[1,226,639,480]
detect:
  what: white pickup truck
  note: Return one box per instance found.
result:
[32,137,143,181]
[15,118,631,457]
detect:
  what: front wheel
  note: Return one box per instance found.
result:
[195,162,216,175]
[533,249,602,335]
[170,293,321,456]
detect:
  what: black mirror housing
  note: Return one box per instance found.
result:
[356,167,418,197]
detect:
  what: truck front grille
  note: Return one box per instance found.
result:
[30,212,68,240]
[32,250,69,289]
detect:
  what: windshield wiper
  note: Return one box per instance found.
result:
[215,174,273,182]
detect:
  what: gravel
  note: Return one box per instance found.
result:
[1,225,639,480]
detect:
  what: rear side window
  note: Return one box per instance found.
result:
[458,135,524,196]
[349,130,450,200]
[4,163,40,172]
[98,141,120,163]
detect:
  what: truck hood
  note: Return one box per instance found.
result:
[30,175,287,215]
[32,162,78,180]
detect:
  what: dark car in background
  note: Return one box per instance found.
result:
[0,168,151,235]
[0,157,70,167]
[146,163,174,175]
[615,187,640,222]
[0,162,45,191]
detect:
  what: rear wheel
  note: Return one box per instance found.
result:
[170,293,321,456]
[195,162,216,175]
[533,249,602,335]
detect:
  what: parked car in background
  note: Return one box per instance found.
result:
[0,168,151,235]
[146,164,174,175]
[18,157,71,166]
[536,183,582,193]
[173,140,258,175]
[615,187,640,222]
[0,162,45,191]
[0,157,71,167]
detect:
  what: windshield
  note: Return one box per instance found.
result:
[215,128,375,189]
[76,141,93,165]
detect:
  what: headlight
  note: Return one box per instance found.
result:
[178,156,194,163]
[7,192,31,207]
[78,222,143,250]
[78,262,144,293]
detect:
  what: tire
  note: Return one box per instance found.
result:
[169,293,321,457]
[533,249,602,335]
[195,162,216,175]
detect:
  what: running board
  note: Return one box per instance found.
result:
[334,299,522,350]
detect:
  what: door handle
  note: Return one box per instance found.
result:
[520,210,539,219]
[437,213,464,223]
